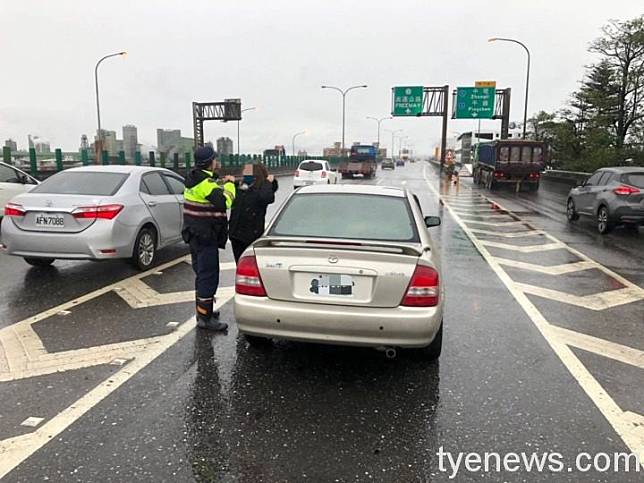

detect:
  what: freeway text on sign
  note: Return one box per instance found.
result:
[455,87,495,119]
[392,86,424,116]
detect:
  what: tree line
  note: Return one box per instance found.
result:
[529,15,644,172]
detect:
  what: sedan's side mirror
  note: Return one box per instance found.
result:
[424,216,441,228]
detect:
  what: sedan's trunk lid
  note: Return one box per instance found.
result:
[253,238,422,308]
[9,194,109,233]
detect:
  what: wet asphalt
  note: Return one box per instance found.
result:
[0,164,642,482]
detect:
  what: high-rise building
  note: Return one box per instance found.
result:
[157,129,181,154]
[95,129,118,155]
[123,125,138,160]
[216,137,234,155]
[4,139,18,152]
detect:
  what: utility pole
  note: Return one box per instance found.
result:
[292,130,306,156]
[366,116,392,155]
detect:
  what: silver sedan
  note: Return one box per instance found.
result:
[234,184,444,359]
[1,166,185,269]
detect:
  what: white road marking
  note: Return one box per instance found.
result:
[550,325,644,370]
[495,258,596,275]
[20,417,44,428]
[468,228,545,238]
[423,165,644,466]
[461,220,527,227]
[0,289,235,479]
[479,240,566,253]
[516,283,644,311]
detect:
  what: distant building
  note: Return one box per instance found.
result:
[116,140,124,155]
[35,141,51,154]
[4,139,17,152]
[157,129,182,154]
[95,129,118,155]
[323,142,349,157]
[216,137,234,156]
[123,125,138,160]
[297,150,308,157]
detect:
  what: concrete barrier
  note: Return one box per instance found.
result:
[542,169,590,188]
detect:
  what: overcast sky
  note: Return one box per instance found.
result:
[1,0,642,155]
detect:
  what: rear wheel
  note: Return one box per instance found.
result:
[132,227,157,270]
[566,199,579,222]
[24,257,55,267]
[419,322,442,360]
[597,206,613,234]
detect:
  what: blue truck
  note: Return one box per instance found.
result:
[340,145,377,179]
[472,140,546,191]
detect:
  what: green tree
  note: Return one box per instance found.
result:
[589,16,644,149]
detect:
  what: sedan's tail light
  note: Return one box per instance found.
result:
[294,170,300,177]
[613,184,640,196]
[236,255,267,297]
[4,203,25,217]
[321,171,327,178]
[72,204,124,220]
[401,264,439,307]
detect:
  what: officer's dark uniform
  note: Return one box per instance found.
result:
[182,146,236,331]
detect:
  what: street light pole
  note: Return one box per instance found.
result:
[237,107,256,156]
[321,84,367,153]
[94,51,127,159]
[488,37,531,139]
[366,116,392,151]
[292,131,306,156]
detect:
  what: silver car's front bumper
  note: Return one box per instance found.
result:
[1,217,135,260]
[234,295,443,348]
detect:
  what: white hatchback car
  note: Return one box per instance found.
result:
[293,160,338,188]
[0,162,39,214]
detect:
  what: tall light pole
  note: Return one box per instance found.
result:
[488,37,531,139]
[385,129,402,159]
[237,107,256,156]
[292,130,306,156]
[321,84,367,154]
[94,51,127,158]
[366,116,392,151]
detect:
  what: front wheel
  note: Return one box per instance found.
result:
[132,227,157,270]
[24,257,55,267]
[597,206,613,234]
[566,199,579,222]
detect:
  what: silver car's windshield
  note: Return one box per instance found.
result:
[31,172,129,196]
[270,193,419,242]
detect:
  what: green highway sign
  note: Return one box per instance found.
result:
[392,86,424,116]
[455,87,495,119]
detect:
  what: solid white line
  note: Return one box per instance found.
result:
[480,240,566,253]
[495,258,596,275]
[423,166,644,466]
[516,283,644,310]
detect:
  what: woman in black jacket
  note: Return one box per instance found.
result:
[229,162,279,262]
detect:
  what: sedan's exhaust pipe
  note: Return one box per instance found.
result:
[384,347,397,359]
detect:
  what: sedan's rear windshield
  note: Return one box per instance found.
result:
[623,173,644,188]
[31,172,129,196]
[299,161,324,171]
[270,193,419,242]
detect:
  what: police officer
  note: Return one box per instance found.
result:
[182,146,236,331]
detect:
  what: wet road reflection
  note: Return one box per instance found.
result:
[188,326,440,481]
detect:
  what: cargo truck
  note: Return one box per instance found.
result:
[339,145,377,179]
[472,140,546,191]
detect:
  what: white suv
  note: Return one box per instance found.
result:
[293,160,338,188]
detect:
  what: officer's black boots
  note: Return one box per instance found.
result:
[196,297,228,332]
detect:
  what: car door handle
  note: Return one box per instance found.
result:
[147,201,157,207]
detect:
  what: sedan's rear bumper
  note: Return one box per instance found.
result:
[0,217,135,259]
[234,294,443,348]
[293,179,328,187]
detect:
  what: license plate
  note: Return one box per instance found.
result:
[309,274,353,296]
[35,213,65,228]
